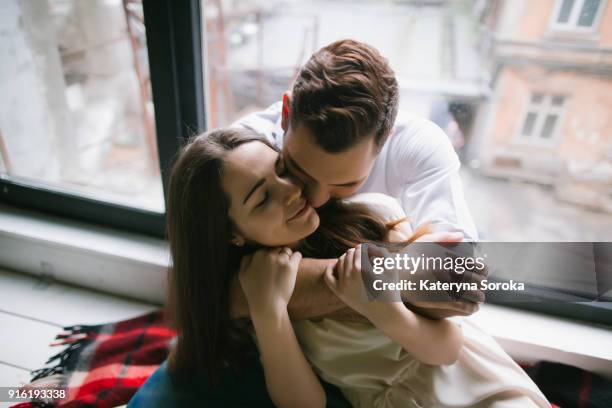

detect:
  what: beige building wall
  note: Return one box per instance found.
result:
[497,0,611,44]
[482,0,612,186]
[600,3,612,44]
[514,0,556,40]
[491,67,612,161]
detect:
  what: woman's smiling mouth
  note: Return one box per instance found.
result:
[287,199,312,222]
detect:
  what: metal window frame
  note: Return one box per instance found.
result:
[0,0,206,238]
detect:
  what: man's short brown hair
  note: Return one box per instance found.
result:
[290,39,399,153]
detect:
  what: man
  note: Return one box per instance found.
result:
[230,39,481,320]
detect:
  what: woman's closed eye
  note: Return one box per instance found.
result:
[256,191,269,209]
[253,156,288,210]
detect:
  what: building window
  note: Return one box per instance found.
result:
[519,93,566,143]
[552,0,605,30]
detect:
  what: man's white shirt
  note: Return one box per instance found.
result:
[231,102,478,240]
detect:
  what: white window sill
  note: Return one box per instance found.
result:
[1,203,611,378]
[469,304,612,379]
[0,203,169,304]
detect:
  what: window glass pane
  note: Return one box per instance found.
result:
[577,0,601,26]
[551,95,565,106]
[0,0,164,213]
[200,0,612,324]
[557,0,575,23]
[540,114,558,139]
[202,0,612,246]
[530,93,544,104]
[521,112,538,137]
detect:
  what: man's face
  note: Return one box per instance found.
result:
[282,124,379,208]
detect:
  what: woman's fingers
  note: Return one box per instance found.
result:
[289,251,302,270]
[334,246,362,285]
[323,264,338,294]
[278,246,293,258]
[344,248,355,280]
[337,252,347,277]
[354,245,362,272]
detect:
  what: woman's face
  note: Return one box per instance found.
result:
[222,141,320,247]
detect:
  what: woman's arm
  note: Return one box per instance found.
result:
[251,307,326,408]
[239,248,325,408]
[324,245,463,366]
[363,301,463,365]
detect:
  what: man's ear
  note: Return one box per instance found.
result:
[281,91,291,132]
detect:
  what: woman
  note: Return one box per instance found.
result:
[131,128,549,407]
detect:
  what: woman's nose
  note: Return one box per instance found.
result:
[282,179,302,206]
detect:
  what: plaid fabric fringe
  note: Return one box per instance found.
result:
[11,310,175,408]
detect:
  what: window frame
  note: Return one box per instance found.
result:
[0,0,609,327]
[0,0,206,238]
[513,92,567,149]
[549,0,607,33]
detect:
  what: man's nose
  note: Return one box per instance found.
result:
[306,183,330,208]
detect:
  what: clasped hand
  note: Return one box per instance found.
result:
[238,247,302,316]
[324,244,402,324]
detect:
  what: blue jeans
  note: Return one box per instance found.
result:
[128,354,350,407]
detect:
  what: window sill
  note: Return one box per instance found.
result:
[470,303,612,379]
[0,203,169,304]
[544,28,601,43]
[0,203,610,378]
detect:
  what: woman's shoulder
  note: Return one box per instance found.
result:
[342,193,406,221]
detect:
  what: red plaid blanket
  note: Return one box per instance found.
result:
[11,310,175,408]
[10,310,612,408]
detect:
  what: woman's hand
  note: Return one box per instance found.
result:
[239,247,302,316]
[324,245,401,323]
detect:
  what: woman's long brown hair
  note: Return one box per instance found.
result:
[165,128,271,386]
[165,127,427,387]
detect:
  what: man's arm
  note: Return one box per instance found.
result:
[385,118,486,316]
[231,254,474,321]
[392,117,478,240]
[391,227,484,319]
[231,257,369,321]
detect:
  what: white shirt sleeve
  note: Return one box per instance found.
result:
[390,118,479,240]
[229,101,284,149]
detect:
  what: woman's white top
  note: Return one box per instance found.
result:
[293,193,550,408]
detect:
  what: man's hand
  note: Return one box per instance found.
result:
[385,226,488,319]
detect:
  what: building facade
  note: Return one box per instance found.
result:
[473,0,612,212]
